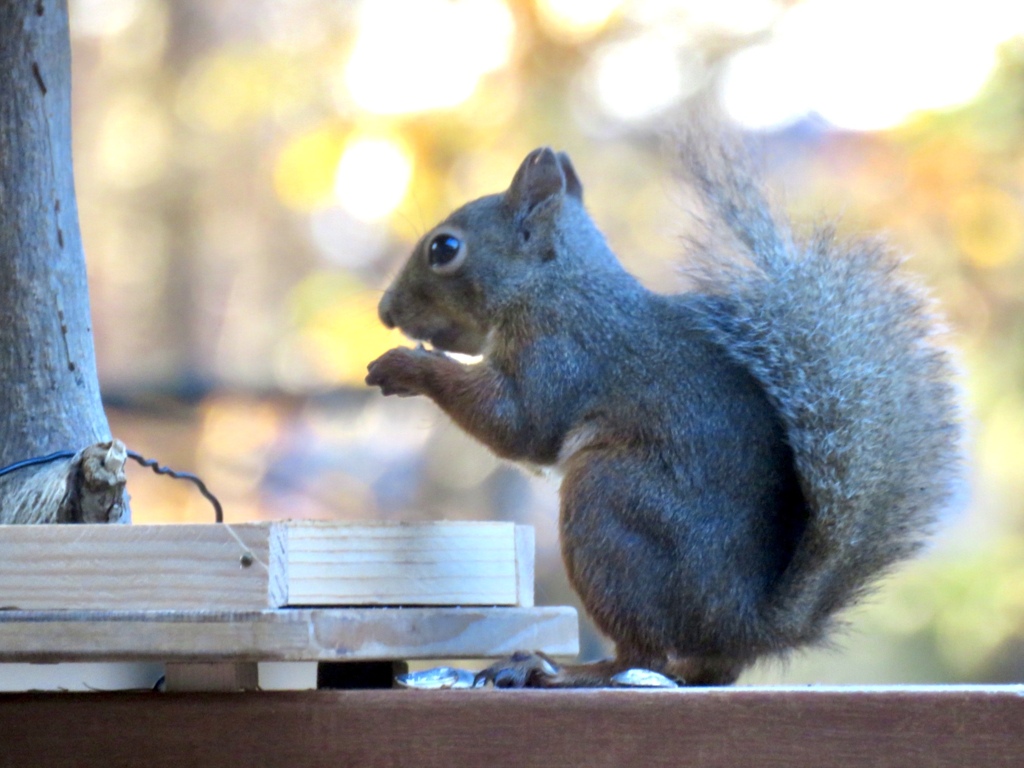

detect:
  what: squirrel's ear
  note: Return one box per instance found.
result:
[557,152,583,202]
[507,147,565,215]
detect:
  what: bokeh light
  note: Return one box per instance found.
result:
[274,126,345,211]
[70,0,141,37]
[341,0,515,115]
[723,0,1024,131]
[950,186,1024,270]
[588,34,701,122]
[97,93,170,189]
[534,0,624,42]
[334,135,414,222]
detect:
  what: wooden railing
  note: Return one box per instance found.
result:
[3,686,1022,767]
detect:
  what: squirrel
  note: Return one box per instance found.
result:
[365,130,961,687]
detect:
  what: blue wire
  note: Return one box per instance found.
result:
[0,450,76,478]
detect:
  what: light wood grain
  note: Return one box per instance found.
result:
[514,525,534,608]
[282,522,523,606]
[0,521,534,610]
[0,524,275,610]
[0,607,580,662]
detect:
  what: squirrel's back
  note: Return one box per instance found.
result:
[678,131,962,647]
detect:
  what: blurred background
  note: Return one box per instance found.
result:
[70,0,1024,684]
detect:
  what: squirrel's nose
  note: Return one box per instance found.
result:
[378,293,397,329]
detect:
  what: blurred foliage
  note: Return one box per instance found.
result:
[68,0,1024,684]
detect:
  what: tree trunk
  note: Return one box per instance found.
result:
[0,0,127,523]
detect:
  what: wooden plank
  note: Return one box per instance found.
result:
[0,523,276,611]
[282,522,525,606]
[0,607,579,662]
[164,662,259,692]
[1,687,1022,767]
[0,521,532,610]
[514,525,534,608]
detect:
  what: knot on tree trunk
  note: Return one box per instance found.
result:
[0,440,129,524]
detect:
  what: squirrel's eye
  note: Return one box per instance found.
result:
[427,233,466,274]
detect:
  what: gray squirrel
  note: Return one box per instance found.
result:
[365,132,961,686]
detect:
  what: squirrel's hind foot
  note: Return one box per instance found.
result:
[474,651,565,688]
[474,652,681,688]
[475,651,745,688]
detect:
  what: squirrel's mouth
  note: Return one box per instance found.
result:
[427,326,475,353]
[402,323,487,357]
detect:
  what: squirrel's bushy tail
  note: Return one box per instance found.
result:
[679,131,962,648]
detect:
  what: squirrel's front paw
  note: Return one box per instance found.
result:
[474,651,562,689]
[366,346,434,397]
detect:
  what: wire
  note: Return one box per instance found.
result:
[0,451,76,478]
[0,448,224,523]
[126,451,223,523]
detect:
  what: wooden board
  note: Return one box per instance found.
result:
[163,662,259,692]
[0,521,531,610]
[283,522,532,607]
[0,523,277,611]
[2,686,1022,767]
[0,606,579,662]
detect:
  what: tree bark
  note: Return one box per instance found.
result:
[0,0,127,523]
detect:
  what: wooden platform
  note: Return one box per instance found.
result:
[2,686,1022,767]
[0,606,578,663]
[0,520,575,692]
